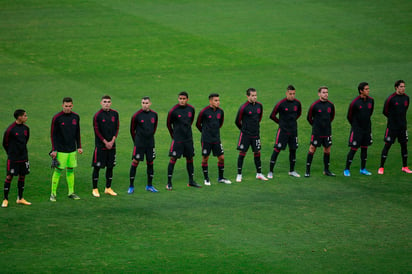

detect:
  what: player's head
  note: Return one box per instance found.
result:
[14,109,27,124]
[246,88,257,103]
[178,91,189,106]
[286,85,296,101]
[318,86,329,101]
[62,97,73,113]
[141,96,152,111]
[395,80,405,95]
[100,95,112,111]
[358,82,370,97]
[208,93,220,109]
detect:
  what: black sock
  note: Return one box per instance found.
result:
[129,163,138,187]
[401,142,408,167]
[92,167,100,189]
[269,149,280,172]
[360,147,368,169]
[106,167,113,188]
[254,152,262,173]
[147,161,154,186]
[345,148,357,170]
[380,143,391,168]
[289,149,296,172]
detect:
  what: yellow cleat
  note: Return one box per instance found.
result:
[92,188,100,197]
[104,187,117,196]
[16,198,32,205]
[1,199,8,208]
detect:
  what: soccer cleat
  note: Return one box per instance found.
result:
[401,167,412,174]
[288,171,301,178]
[68,193,80,200]
[1,199,8,208]
[166,183,173,191]
[16,198,31,205]
[267,172,273,179]
[218,178,232,184]
[146,185,159,193]
[204,179,211,186]
[343,169,351,177]
[304,173,310,178]
[104,188,117,196]
[256,173,268,181]
[378,167,384,175]
[323,170,336,177]
[188,181,201,188]
[236,174,242,183]
[127,186,135,194]
[360,168,372,176]
[50,194,57,202]
[92,188,100,197]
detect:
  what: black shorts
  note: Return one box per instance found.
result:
[384,128,408,144]
[310,135,332,148]
[132,146,156,162]
[92,147,116,168]
[7,159,30,176]
[237,132,261,153]
[273,128,298,150]
[348,129,372,148]
[201,142,224,157]
[169,140,195,158]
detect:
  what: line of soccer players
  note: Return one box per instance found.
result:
[2,80,410,207]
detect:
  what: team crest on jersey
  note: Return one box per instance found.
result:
[257,108,261,114]
[294,106,298,111]
[327,107,331,113]
[188,112,192,117]
[24,130,28,136]
[112,116,115,122]
[72,119,77,125]
[151,118,155,123]
[405,101,409,107]
[217,113,221,119]
[368,103,372,109]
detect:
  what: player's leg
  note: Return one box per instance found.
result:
[92,167,100,197]
[323,144,335,176]
[2,174,13,207]
[305,140,317,177]
[288,135,300,177]
[201,155,210,185]
[253,138,267,181]
[16,174,31,205]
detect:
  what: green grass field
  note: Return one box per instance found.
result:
[0,0,411,272]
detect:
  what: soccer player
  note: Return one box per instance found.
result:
[344,82,374,176]
[49,97,83,202]
[128,96,159,194]
[91,95,119,197]
[268,85,302,179]
[2,109,31,208]
[196,93,231,186]
[166,91,200,190]
[378,80,412,174]
[305,86,336,177]
[235,88,268,182]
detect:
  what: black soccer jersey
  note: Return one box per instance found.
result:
[383,92,409,130]
[93,109,119,148]
[347,95,374,132]
[307,99,335,136]
[235,101,263,137]
[196,106,224,143]
[167,104,195,142]
[51,111,81,153]
[3,122,30,161]
[270,98,302,134]
[130,109,158,147]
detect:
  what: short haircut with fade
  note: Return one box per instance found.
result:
[62,97,73,103]
[179,91,189,98]
[209,93,219,99]
[14,109,26,119]
[395,80,405,88]
[246,88,256,96]
[358,82,369,93]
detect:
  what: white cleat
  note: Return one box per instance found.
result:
[218,178,232,184]
[236,174,242,182]
[288,171,301,178]
[256,173,268,181]
[267,172,273,179]
[204,179,211,186]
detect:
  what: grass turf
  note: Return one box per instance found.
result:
[0,0,411,272]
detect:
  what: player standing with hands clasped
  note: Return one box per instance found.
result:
[378,80,412,174]
[305,86,336,177]
[196,93,231,186]
[91,95,119,197]
[49,97,83,202]
[128,96,159,194]
[343,82,374,176]
[2,109,31,208]
[166,91,201,190]
[268,85,302,179]
[235,88,268,182]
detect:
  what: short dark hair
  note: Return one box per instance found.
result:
[14,109,26,119]
[358,82,369,93]
[142,96,150,101]
[287,85,295,91]
[208,93,219,99]
[101,95,111,100]
[62,97,73,103]
[318,86,328,92]
[179,91,189,98]
[395,80,405,88]
[246,88,256,96]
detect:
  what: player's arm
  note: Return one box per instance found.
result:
[258,103,263,122]
[2,128,9,152]
[153,112,158,135]
[220,109,224,128]
[297,101,302,119]
[93,112,106,143]
[346,101,353,124]
[382,96,391,117]
[76,116,82,152]
[235,106,243,130]
[130,113,137,141]
[307,103,314,125]
[196,109,203,132]
[269,102,280,123]
[166,109,174,138]
[330,103,335,122]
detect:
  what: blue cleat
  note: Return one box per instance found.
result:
[343,169,351,177]
[145,185,158,193]
[360,169,372,176]
[127,187,134,194]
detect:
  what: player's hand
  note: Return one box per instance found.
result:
[78,148,83,154]
[50,151,57,158]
